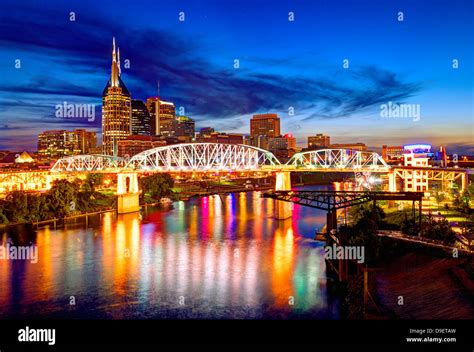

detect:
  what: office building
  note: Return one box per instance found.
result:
[37,129,97,157]
[172,116,195,140]
[102,38,131,155]
[329,143,368,152]
[117,135,166,157]
[381,145,404,161]
[250,113,280,149]
[268,134,297,162]
[131,100,151,136]
[146,97,175,136]
[308,134,330,149]
[196,132,244,145]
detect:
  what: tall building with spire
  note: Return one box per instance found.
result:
[102,37,131,155]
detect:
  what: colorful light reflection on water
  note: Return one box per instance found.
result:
[0,189,339,319]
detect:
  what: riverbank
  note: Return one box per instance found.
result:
[0,186,271,229]
[0,207,116,229]
[373,253,474,319]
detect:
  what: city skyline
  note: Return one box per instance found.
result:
[0,0,473,153]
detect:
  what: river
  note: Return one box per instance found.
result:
[0,186,340,319]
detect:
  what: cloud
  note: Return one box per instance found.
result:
[444,143,474,155]
[0,0,423,151]
[0,2,422,119]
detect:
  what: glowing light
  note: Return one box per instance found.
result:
[403,144,431,153]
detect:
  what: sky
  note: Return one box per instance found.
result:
[0,0,473,153]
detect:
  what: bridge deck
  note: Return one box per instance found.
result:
[263,190,424,211]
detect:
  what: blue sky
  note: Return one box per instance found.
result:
[0,0,472,153]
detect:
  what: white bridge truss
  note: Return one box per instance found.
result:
[48,145,389,173]
[51,155,125,172]
[287,149,390,171]
[126,143,281,171]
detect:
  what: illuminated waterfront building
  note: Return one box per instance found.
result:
[401,144,433,192]
[131,100,151,136]
[198,127,215,135]
[381,145,404,161]
[37,129,97,157]
[172,116,195,141]
[195,131,244,145]
[403,153,430,192]
[146,97,176,136]
[37,130,67,156]
[329,143,368,152]
[73,129,98,154]
[0,151,35,169]
[403,144,432,155]
[268,133,297,162]
[102,38,131,155]
[250,113,280,149]
[308,134,330,149]
[117,135,166,157]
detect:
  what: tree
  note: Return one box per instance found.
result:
[25,193,48,222]
[349,204,385,224]
[3,191,28,223]
[453,191,471,214]
[140,174,174,201]
[342,205,386,265]
[400,213,420,237]
[434,191,446,210]
[85,173,104,191]
[460,190,471,213]
[420,213,457,245]
[460,216,474,250]
[0,202,8,225]
[47,179,78,218]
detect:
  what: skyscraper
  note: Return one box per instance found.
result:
[268,133,297,162]
[131,100,151,136]
[102,38,131,155]
[172,116,195,141]
[308,134,330,149]
[249,113,280,149]
[37,129,97,157]
[146,97,175,136]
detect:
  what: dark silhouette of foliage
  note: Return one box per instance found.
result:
[140,174,174,201]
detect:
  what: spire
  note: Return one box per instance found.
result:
[104,37,129,95]
[110,37,118,87]
[117,47,121,76]
[112,37,116,62]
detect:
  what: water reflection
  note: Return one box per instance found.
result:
[0,189,339,319]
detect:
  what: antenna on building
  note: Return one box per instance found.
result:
[157,80,160,98]
[117,47,121,76]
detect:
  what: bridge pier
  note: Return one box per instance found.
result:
[461,172,467,192]
[274,171,292,220]
[116,173,140,214]
[326,208,338,235]
[388,172,397,192]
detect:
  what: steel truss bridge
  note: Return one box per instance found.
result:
[287,149,389,171]
[390,165,468,192]
[2,143,467,194]
[263,190,424,211]
[51,154,126,172]
[125,143,280,171]
[49,143,390,173]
